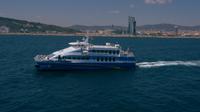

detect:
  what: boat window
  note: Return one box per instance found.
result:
[61,56,91,60]
[109,51,112,54]
[116,51,119,54]
[97,57,100,61]
[101,57,104,62]
[105,57,108,62]
[109,57,112,62]
[113,57,116,61]
[58,55,61,60]
[83,57,89,60]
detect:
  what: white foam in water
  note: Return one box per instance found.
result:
[136,60,200,68]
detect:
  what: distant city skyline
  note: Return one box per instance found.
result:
[0,0,200,27]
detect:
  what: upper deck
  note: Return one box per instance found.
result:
[34,36,134,62]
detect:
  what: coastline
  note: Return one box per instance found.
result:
[0,33,200,38]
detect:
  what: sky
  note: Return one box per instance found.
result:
[0,0,200,27]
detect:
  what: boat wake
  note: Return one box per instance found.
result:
[136,60,200,68]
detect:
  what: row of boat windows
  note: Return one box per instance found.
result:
[96,57,116,62]
[60,56,89,60]
[90,50,120,55]
[59,56,116,62]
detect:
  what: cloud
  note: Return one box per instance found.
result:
[144,0,173,4]
[108,10,120,14]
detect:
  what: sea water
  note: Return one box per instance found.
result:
[0,35,200,112]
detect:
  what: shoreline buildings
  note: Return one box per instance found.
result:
[0,26,10,33]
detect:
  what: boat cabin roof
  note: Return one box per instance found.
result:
[90,45,119,50]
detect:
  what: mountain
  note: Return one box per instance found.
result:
[0,16,199,34]
[69,25,126,31]
[0,17,79,33]
[70,24,200,32]
[137,24,200,31]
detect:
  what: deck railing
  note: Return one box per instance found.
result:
[34,55,48,61]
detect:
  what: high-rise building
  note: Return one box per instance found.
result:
[128,16,136,35]
[174,26,179,36]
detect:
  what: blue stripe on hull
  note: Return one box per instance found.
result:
[35,62,136,70]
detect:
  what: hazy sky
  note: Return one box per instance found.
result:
[0,0,200,26]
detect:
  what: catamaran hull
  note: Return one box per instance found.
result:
[35,61,136,70]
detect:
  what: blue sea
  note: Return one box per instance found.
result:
[0,35,200,112]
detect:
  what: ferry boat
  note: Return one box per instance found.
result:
[34,36,136,70]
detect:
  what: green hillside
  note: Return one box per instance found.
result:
[0,17,80,33]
